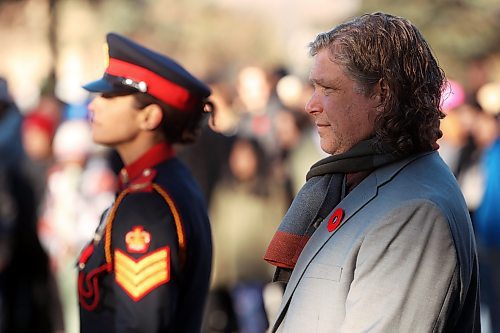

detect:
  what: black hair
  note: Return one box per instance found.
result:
[132,92,214,144]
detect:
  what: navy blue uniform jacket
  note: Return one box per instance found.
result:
[78,143,212,332]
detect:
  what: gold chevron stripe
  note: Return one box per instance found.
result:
[116,260,167,286]
[114,248,170,301]
[117,270,168,299]
[115,249,167,273]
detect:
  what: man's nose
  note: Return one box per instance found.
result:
[305,93,321,115]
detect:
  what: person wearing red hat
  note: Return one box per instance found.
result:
[78,32,213,333]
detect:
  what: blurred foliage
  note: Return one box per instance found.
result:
[81,0,286,78]
[358,0,500,80]
[1,0,499,101]
[0,0,286,92]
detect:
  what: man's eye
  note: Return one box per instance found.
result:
[322,87,333,95]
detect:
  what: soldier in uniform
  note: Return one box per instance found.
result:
[78,33,213,333]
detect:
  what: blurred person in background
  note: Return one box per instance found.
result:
[273,107,324,203]
[235,66,280,157]
[438,81,488,218]
[0,78,23,170]
[273,109,306,205]
[21,110,57,208]
[439,95,497,220]
[449,104,489,213]
[19,94,66,218]
[34,94,65,130]
[37,118,116,333]
[206,136,288,333]
[439,79,500,332]
[177,75,236,206]
[78,32,213,333]
[438,79,468,172]
[264,12,480,332]
[473,84,500,333]
[0,77,64,333]
[272,73,327,198]
[266,66,291,117]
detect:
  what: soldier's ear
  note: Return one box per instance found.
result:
[139,104,163,131]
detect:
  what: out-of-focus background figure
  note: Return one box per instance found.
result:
[1,0,499,332]
[0,77,64,333]
[472,83,500,333]
[38,118,115,333]
[207,136,288,333]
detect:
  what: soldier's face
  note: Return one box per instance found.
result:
[88,93,142,148]
[305,48,379,155]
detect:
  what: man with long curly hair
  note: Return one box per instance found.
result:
[265,12,480,332]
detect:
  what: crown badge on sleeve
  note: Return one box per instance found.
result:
[125,226,151,253]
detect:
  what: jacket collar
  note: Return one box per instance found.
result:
[118,142,175,190]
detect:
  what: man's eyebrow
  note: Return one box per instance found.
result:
[309,77,319,84]
[310,78,326,85]
[310,77,339,88]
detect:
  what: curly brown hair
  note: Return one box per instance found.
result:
[132,92,213,144]
[309,12,445,157]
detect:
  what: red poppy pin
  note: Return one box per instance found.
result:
[327,208,344,232]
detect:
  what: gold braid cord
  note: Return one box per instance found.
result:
[104,184,186,267]
[105,188,132,264]
[151,184,186,266]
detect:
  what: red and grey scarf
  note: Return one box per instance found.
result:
[264,139,398,282]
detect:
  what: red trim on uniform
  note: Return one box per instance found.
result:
[327,208,344,232]
[118,142,175,190]
[78,263,112,311]
[128,169,157,193]
[78,244,94,266]
[106,57,194,110]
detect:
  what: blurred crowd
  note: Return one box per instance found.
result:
[0,57,499,333]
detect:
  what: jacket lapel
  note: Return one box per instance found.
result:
[272,152,431,332]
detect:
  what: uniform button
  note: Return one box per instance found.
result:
[120,169,129,184]
[79,263,85,270]
[143,169,151,176]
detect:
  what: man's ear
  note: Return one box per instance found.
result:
[372,79,389,107]
[139,104,163,131]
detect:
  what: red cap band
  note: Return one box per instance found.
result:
[106,58,194,111]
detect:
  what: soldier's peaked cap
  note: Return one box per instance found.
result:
[83,33,211,111]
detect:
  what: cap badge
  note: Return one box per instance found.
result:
[122,78,148,92]
[125,226,151,253]
[327,208,344,232]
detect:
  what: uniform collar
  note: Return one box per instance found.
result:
[118,142,175,190]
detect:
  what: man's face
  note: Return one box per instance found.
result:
[88,93,141,148]
[306,48,379,155]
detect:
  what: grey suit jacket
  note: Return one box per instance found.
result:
[272,152,480,333]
